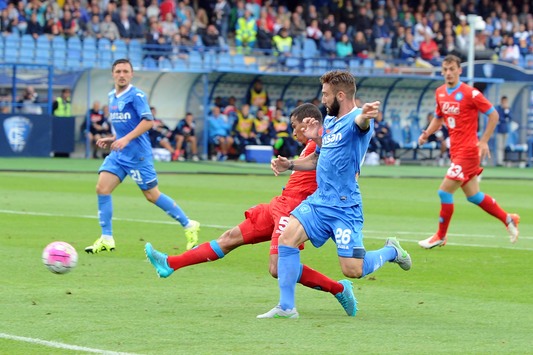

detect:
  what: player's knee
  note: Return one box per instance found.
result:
[216,228,243,252]
[341,264,363,279]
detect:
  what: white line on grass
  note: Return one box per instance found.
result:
[0,333,141,355]
[1,209,531,250]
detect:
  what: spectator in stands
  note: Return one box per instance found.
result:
[213,0,231,40]
[336,33,353,59]
[288,8,306,45]
[272,27,292,62]
[413,13,433,44]
[100,13,120,41]
[170,32,189,60]
[159,0,175,22]
[232,103,256,160]
[399,30,419,63]
[173,112,199,162]
[372,15,392,60]
[202,24,226,51]
[495,96,512,166]
[59,9,78,38]
[86,14,103,39]
[146,0,160,20]
[354,5,372,41]
[319,29,337,57]
[235,8,256,54]
[52,88,71,117]
[115,8,134,41]
[223,96,238,124]
[161,12,178,39]
[340,0,356,28]
[256,17,273,54]
[305,18,322,46]
[18,86,41,115]
[352,30,369,59]
[130,11,147,39]
[86,101,112,159]
[253,109,273,145]
[419,32,441,66]
[246,78,270,114]
[191,7,208,35]
[499,35,520,65]
[208,105,233,161]
[148,106,176,158]
[26,13,43,38]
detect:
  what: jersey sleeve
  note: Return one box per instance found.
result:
[471,89,494,115]
[133,90,153,121]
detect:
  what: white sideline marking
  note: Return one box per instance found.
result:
[0,209,531,250]
[0,333,141,355]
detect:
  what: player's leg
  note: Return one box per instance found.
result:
[187,135,199,160]
[462,176,520,243]
[138,163,199,250]
[85,169,123,253]
[173,134,184,161]
[419,175,462,249]
[145,203,274,277]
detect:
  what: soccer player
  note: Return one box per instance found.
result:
[417,55,520,249]
[145,103,359,316]
[258,70,412,319]
[85,58,200,254]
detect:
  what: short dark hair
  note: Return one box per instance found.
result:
[290,103,323,124]
[112,58,133,72]
[442,54,461,67]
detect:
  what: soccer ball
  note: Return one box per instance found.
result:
[42,241,78,274]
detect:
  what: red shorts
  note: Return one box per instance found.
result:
[446,156,483,186]
[238,195,305,255]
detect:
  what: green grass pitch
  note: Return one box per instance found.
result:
[0,158,531,354]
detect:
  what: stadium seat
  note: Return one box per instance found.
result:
[83,37,97,52]
[18,47,34,63]
[4,47,18,63]
[97,50,113,68]
[159,58,173,70]
[188,51,204,69]
[52,36,66,50]
[113,39,128,61]
[66,49,82,69]
[67,37,82,50]
[142,57,158,69]
[302,38,317,58]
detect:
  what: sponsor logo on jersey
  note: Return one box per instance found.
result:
[3,116,32,152]
[441,101,460,115]
[323,132,342,145]
[109,112,132,121]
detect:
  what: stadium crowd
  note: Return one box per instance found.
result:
[0,0,531,67]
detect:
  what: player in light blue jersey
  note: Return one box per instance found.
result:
[85,59,200,254]
[258,70,412,319]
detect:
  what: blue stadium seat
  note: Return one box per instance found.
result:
[188,51,204,69]
[142,57,158,69]
[82,51,97,68]
[172,58,188,70]
[36,35,50,50]
[83,37,97,52]
[4,47,18,63]
[97,50,112,68]
[19,47,34,63]
[5,33,19,48]
[52,36,66,50]
[159,58,173,70]
[67,37,82,50]
[302,39,317,58]
[66,49,81,69]
[128,39,143,65]
[112,39,128,61]
[20,35,35,49]
[98,38,112,51]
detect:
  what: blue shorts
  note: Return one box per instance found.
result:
[291,196,366,258]
[98,153,158,191]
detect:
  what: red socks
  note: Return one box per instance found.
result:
[477,194,508,223]
[437,203,454,238]
[167,242,220,270]
[299,265,343,295]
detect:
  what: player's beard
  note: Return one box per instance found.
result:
[326,97,340,117]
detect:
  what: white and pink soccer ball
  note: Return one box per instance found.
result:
[42,241,78,274]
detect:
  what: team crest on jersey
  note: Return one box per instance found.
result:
[118,101,125,111]
[454,92,463,101]
[297,204,311,214]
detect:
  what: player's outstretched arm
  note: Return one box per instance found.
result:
[355,101,380,130]
[271,153,318,176]
[419,117,443,145]
[478,109,499,160]
[111,119,152,151]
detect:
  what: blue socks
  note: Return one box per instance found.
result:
[278,245,300,310]
[362,247,397,277]
[155,193,189,227]
[97,194,113,236]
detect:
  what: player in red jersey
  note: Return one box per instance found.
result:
[418,55,520,249]
[144,103,358,316]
